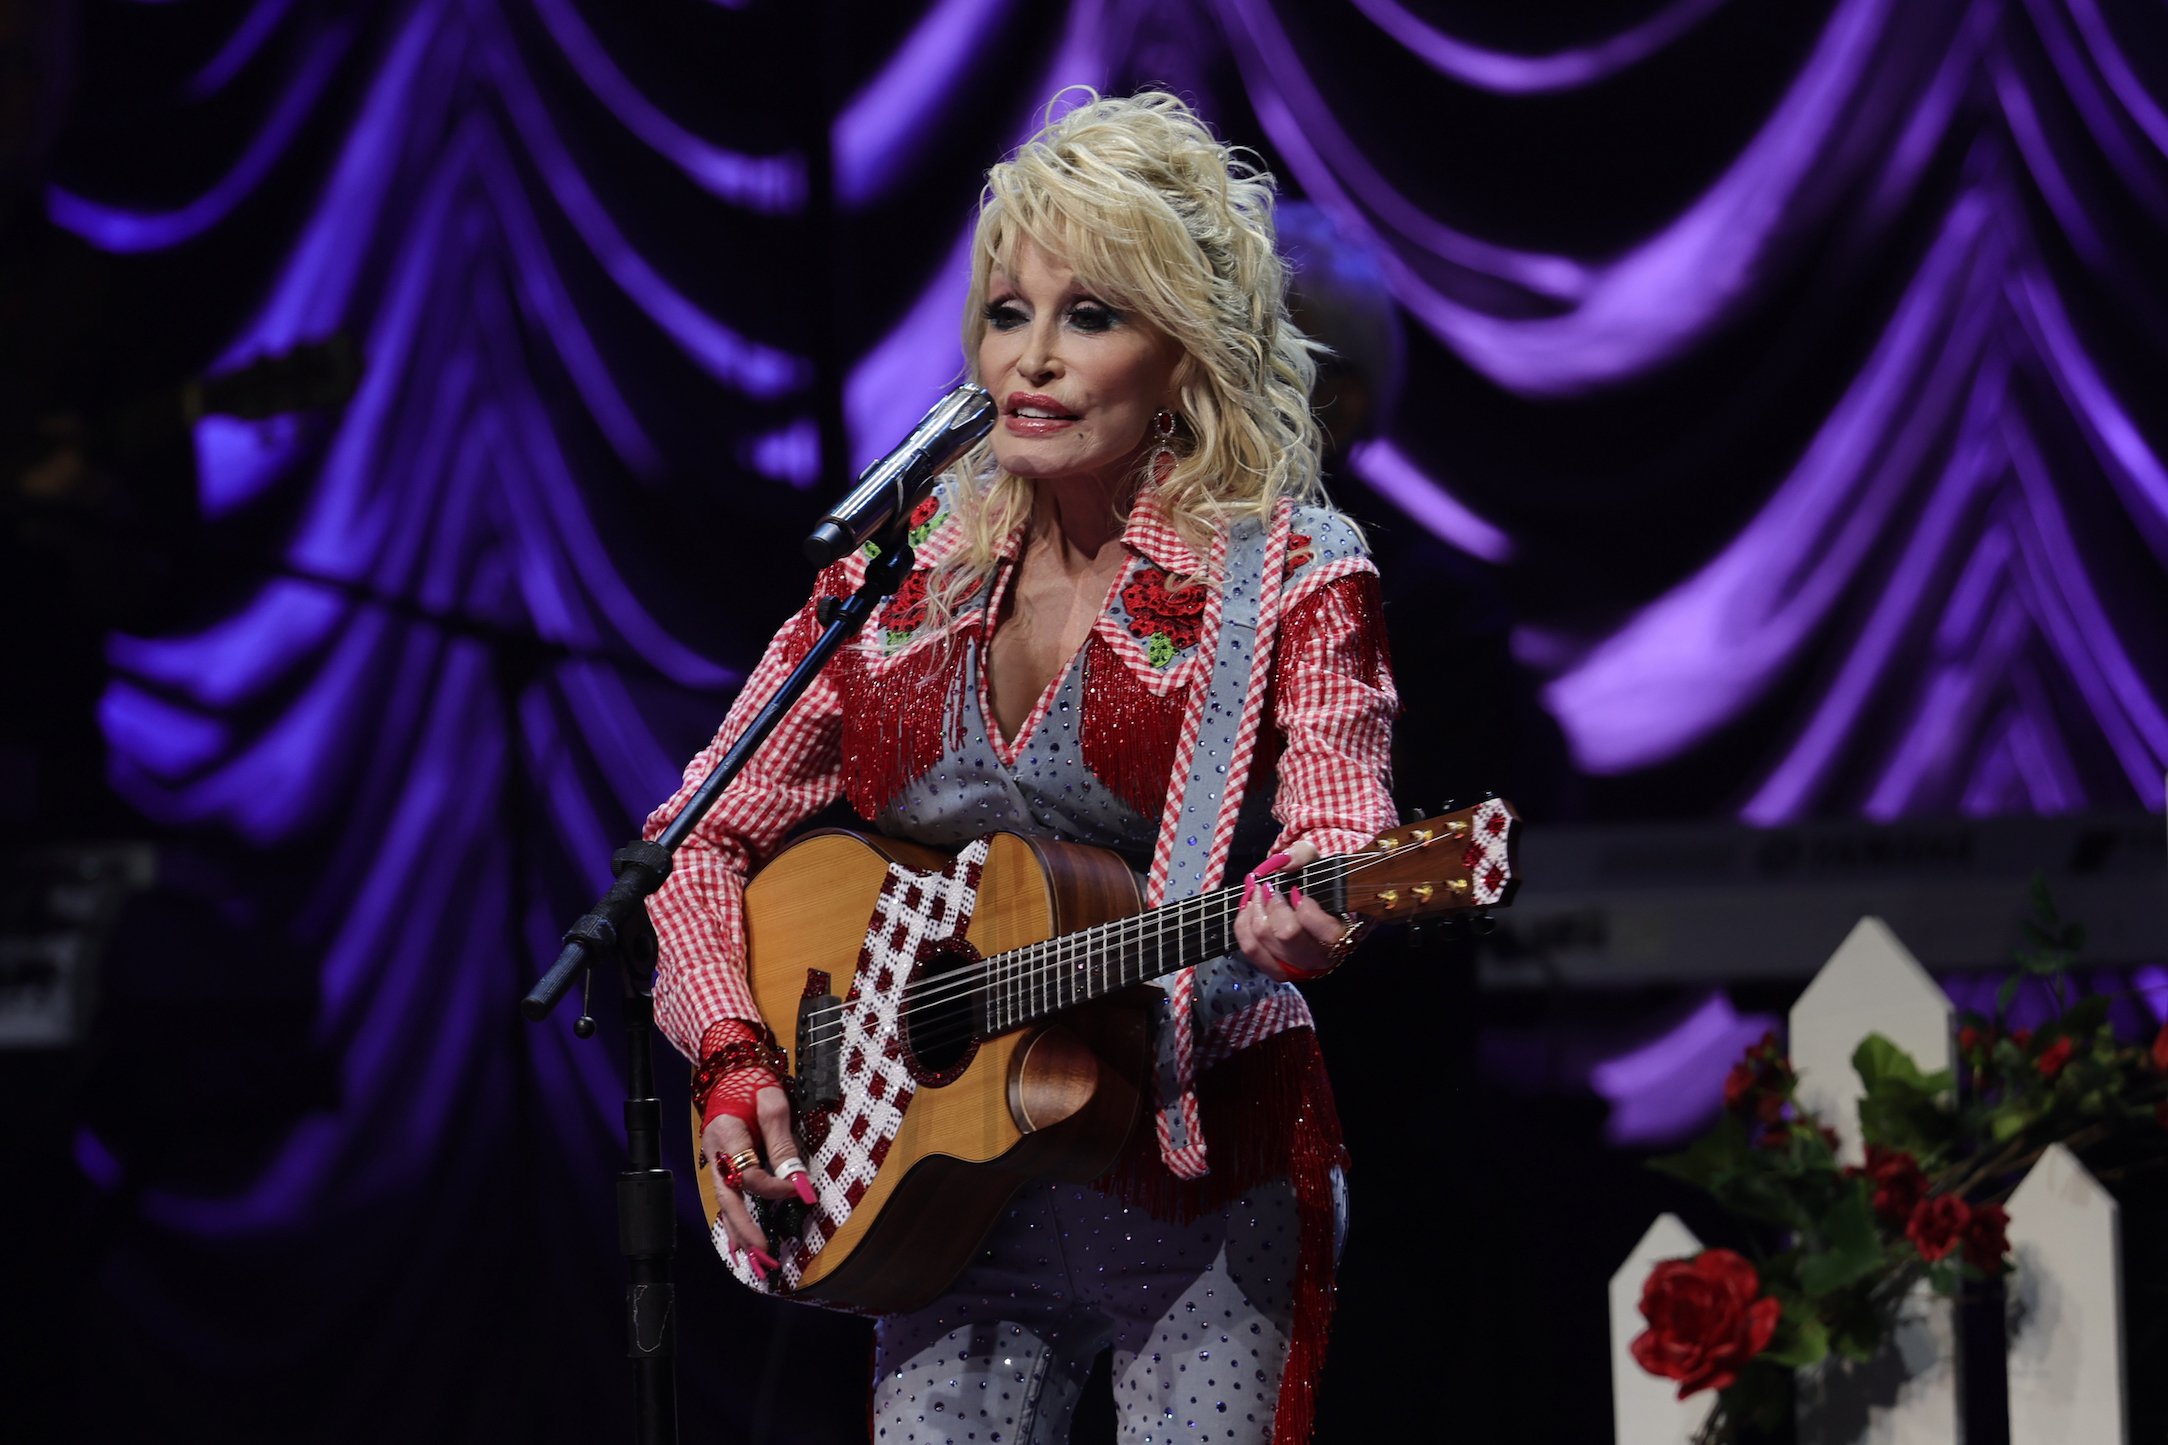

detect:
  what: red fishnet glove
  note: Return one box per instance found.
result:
[696,1018,786,1134]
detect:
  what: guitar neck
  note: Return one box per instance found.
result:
[979,861,1344,1035]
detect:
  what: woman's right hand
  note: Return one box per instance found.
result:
[701,1078,812,1276]
[696,1019,819,1278]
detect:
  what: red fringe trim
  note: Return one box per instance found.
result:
[1274,572,1396,698]
[1092,1029,1349,1444]
[1078,633,1188,821]
[835,638,962,817]
[1234,572,1399,796]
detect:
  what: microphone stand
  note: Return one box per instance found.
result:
[519,519,921,1445]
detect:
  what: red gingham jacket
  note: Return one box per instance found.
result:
[643,488,1399,1066]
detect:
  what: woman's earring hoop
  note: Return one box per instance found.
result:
[1151,408,1179,475]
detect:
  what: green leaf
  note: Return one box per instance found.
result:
[1714,1170,1821,1232]
[1797,1185,1882,1296]
[2055,995,2109,1039]
[1991,1107,2031,1143]
[1648,1115,1750,1190]
[1854,1034,1931,1093]
[1762,1313,1831,1369]
[1830,1319,1883,1363]
[1997,973,2024,1020]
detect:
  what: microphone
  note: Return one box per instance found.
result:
[802,383,997,565]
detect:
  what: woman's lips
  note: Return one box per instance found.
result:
[1004,393,1077,435]
[1004,412,1078,435]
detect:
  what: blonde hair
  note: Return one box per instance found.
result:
[930,90,1325,611]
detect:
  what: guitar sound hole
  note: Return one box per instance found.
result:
[902,938,983,1086]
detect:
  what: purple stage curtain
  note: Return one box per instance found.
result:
[20,0,2165,1439]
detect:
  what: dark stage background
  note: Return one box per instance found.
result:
[4,1,2166,1441]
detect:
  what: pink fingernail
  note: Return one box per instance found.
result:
[793,1175,817,1205]
[750,1247,780,1270]
[747,1256,767,1281]
[1261,880,1278,905]
[1289,886,1306,909]
[1241,877,1258,908]
[1256,852,1292,876]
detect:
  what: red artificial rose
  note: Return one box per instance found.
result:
[1861,1145,1927,1225]
[1958,1026,1984,1055]
[1723,1034,1795,1125]
[1963,1204,2010,1274]
[2151,1024,2168,1075]
[2011,1028,2034,1051]
[1906,1194,1974,1263]
[1723,1061,1757,1112]
[2035,1036,2075,1080]
[1819,1126,1840,1152]
[1629,1249,1784,1399]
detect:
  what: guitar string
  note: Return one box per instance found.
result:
[789,844,1441,1056]
[786,868,1275,1058]
[788,853,1357,1054]
[786,831,1499,1059]
[786,841,1485,1058]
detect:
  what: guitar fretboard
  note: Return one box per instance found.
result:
[976,862,1345,1034]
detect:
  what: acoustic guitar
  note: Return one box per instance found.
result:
[690,798,1520,1313]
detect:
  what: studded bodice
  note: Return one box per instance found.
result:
[874,631,1277,875]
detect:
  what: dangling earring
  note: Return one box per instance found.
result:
[1150,408,1179,479]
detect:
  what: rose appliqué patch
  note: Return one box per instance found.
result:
[880,570,931,651]
[1119,564,1205,669]
[906,494,944,548]
[1286,532,1313,575]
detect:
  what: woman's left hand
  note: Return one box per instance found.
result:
[1232,841,1348,981]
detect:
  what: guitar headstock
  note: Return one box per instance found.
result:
[1340,797,1520,920]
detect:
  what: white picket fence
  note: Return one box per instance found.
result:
[1609,917,2130,1444]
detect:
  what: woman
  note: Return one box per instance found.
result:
[645,91,1398,1443]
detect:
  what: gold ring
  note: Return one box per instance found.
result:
[727,1148,761,1175]
[1325,916,1373,967]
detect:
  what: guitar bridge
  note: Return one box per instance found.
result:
[794,968,843,1115]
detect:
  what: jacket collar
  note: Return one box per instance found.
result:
[909,481,1206,577]
[1120,484,1206,576]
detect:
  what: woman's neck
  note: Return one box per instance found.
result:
[1027,472,1136,570]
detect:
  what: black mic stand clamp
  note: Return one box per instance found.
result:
[519,519,922,1445]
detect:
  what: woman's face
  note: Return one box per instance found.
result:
[976,241,1182,496]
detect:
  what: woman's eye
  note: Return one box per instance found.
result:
[984,301,1026,330]
[1067,303,1117,333]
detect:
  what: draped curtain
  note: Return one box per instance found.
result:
[24,0,2164,1438]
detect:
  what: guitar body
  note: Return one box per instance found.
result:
[692,829,1153,1314]
[685,798,1521,1316]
